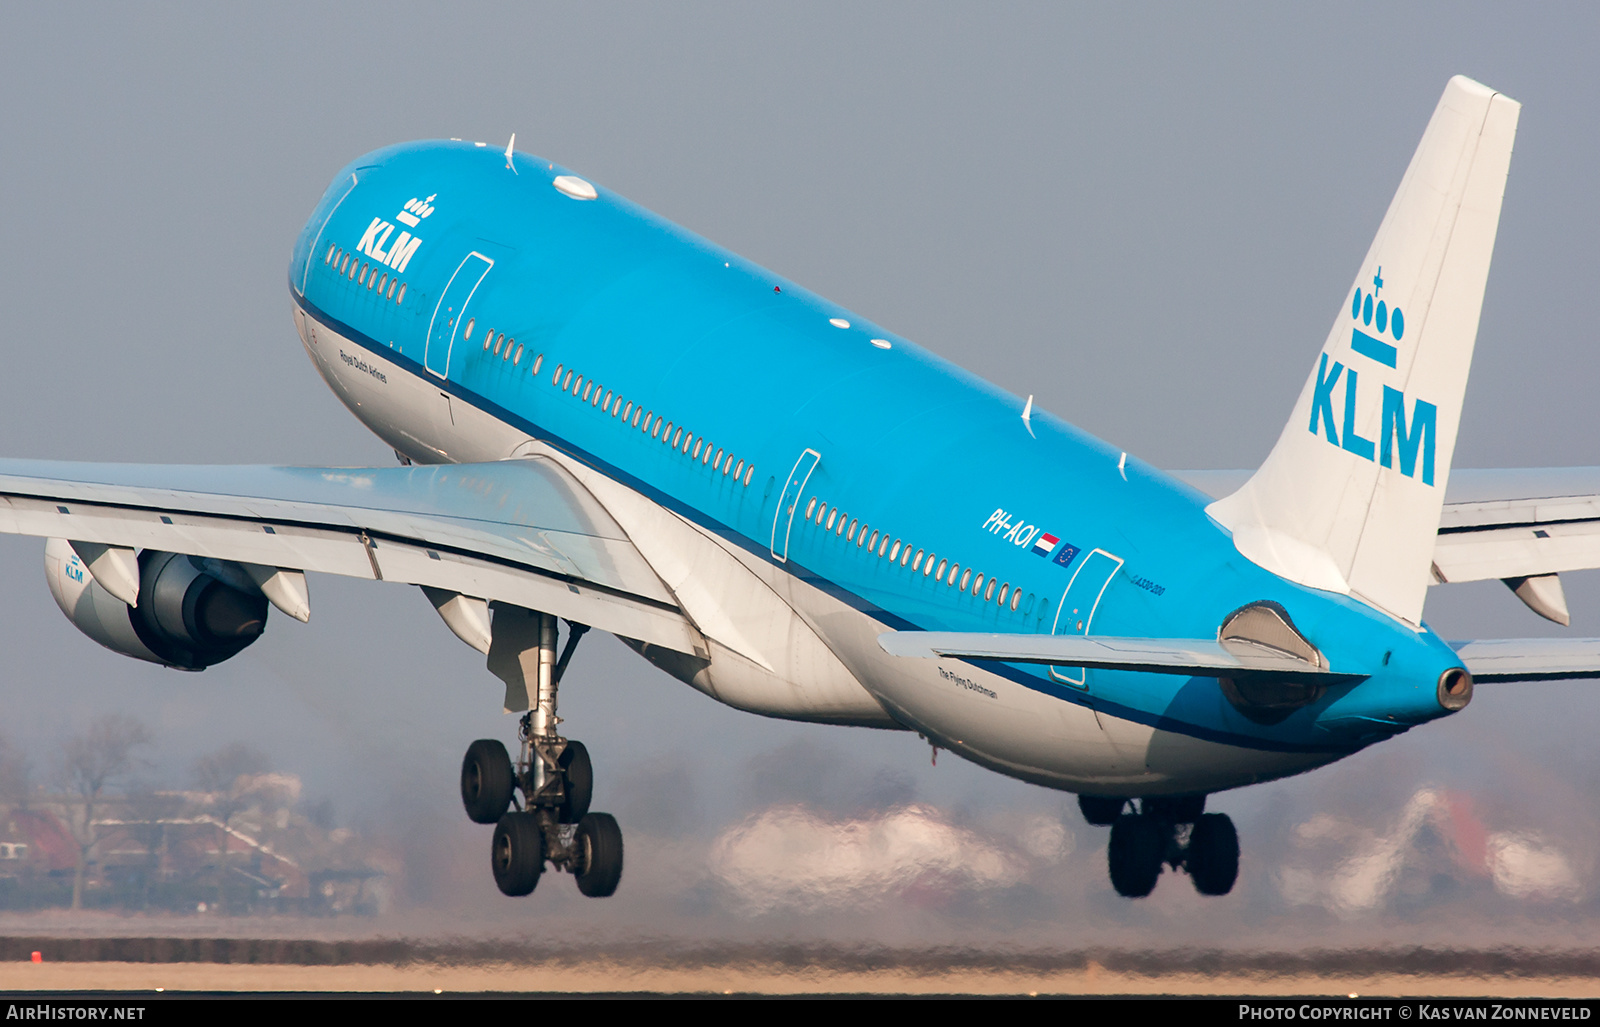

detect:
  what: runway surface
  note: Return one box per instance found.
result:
[1,939,1599,996]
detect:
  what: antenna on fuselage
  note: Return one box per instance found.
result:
[1021,395,1036,438]
[504,133,517,174]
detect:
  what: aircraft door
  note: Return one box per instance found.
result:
[425,252,494,379]
[771,449,821,562]
[1048,548,1124,689]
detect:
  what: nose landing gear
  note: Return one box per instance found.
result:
[1081,793,1238,898]
[460,610,624,898]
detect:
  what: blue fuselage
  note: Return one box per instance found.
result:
[288,140,1466,796]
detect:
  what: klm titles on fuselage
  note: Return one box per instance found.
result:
[1308,272,1438,485]
[353,195,435,275]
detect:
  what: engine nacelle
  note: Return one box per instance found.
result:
[45,538,269,670]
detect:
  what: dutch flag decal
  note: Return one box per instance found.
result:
[1032,533,1059,557]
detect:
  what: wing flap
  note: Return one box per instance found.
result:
[1433,520,1600,583]
[0,457,702,656]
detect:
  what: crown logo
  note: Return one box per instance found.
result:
[396,194,436,228]
[1349,267,1404,367]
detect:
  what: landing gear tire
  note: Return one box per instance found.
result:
[1186,812,1239,896]
[573,812,624,898]
[461,739,514,824]
[1078,795,1126,826]
[491,811,545,896]
[558,740,594,825]
[1108,813,1165,898]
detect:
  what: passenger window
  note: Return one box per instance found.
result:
[592,387,601,406]
[961,569,973,592]
[985,579,996,602]
[879,536,890,557]
[325,244,336,265]
[575,377,585,396]
[900,544,911,567]
[339,255,349,275]
[816,504,828,526]
[866,530,878,551]
[652,417,662,438]
[744,465,754,486]
[948,564,960,586]
[836,516,847,536]
[378,273,388,293]
[733,459,743,479]
[714,449,724,470]
[532,354,543,375]
[682,433,692,453]
[805,498,817,520]
[397,283,406,303]
[913,550,924,571]
[514,345,523,365]
[350,260,359,280]
[935,559,946,579]
[825,509,837,531]
[388,280,397,300]
[563,371,574,390]
[604,391,613,411]
[888,541,900,562]
[494,335,503,356]
[847,519,858,542]
[669,426,680,447]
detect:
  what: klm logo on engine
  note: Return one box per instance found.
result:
[354,195,434,274]
[1307,268,1437,486]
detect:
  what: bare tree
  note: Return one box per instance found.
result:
[192,742,269,913]
[0,734,30,808]
[121,786,183,911]
[57,715,151,911]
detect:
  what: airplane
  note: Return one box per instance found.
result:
[8,74,1598,900]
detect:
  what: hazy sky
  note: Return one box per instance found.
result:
[0,3,1598,943]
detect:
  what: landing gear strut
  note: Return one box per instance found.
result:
[1083,793,1238,898]
[460,611,624,898]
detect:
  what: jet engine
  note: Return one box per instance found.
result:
[44,538,269,670]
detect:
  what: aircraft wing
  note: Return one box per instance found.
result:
[0,456,703,656]
[1175,468,1600,585]
[877,631,1365,683]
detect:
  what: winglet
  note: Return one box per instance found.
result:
[1021,395,1035,438]
[1207,77,1520,625]
[504,133,517,174]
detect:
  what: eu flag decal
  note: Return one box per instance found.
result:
[1053,543,1081,568]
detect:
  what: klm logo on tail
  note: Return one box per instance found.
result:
[1307,268,1437,485]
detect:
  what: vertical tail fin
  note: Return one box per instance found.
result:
[1208,76,1520,625]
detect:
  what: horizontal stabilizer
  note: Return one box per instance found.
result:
[1450,638,1600,682]
[878,631,1365,683]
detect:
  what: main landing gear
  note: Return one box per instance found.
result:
[1078,794,1238,898]
[460,613,624,898]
